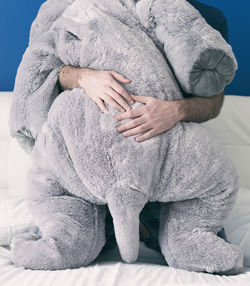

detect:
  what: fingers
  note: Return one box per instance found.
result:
[89,70,148,114]
[130,94,150,104]
[106,87,130,111]
[110,71,134,105]
[95,98,109,114]
[123,123,151,138]
[110,71,131,84]
[111,79,134,105]
[116,116,147,133]
[114,105,145,121]
[135,129,156,142]
[102,93,126,112]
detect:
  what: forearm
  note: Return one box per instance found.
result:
[177,90,225,123]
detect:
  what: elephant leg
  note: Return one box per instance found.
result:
[158,194,243,274]
[10,162,106,270]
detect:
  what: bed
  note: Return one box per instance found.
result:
[0,92,250,286]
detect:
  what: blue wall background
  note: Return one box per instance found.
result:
[199,0,250,96]
[0,0,249,95]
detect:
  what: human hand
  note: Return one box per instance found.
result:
[113,94,182,142]
[77,68,134,114]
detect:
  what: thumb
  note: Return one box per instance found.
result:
[110,71,131,83]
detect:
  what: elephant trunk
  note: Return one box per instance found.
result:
[106,187,147,263]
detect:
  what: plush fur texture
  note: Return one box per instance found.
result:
[9,0,243,273]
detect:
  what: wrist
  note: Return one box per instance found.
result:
[76,67,92,89]
[59,65,83,90]
[173,99,186,122]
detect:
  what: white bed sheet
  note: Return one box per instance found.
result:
[0,242,250,286]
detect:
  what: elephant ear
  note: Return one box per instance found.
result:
[8,1,78,154]
[29,0,76,45]
[106,187,147,263]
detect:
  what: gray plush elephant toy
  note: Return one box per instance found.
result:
[9,0,243,273]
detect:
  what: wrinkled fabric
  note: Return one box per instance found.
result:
[9,0,243,273]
